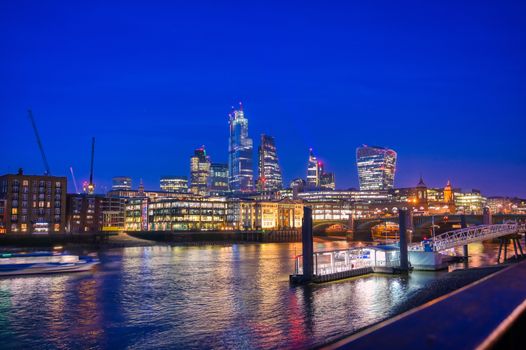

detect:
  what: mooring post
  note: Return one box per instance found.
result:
[399,209,409,271]
[497,239,503,263]
[512,238,519,259]
[517,238,524,257]
[461,215,468,258]
[302,206,314,282]
[482,207,492,225]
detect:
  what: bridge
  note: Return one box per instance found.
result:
[345,214,526,240]
[409,223,525,252]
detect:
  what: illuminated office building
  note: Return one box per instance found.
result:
[320,172,336,190]
[454,190,487,214]
[257,134,283,191]
[228,103,254,193]
[112,176,132,191]
[125,197,303,232]
[160,176,188,193]
[209,163,229,195]
[356,145,397,191]
[306,148,321,189]
[306,148,335,190]
[190,146,211,196]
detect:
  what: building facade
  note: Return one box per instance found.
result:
[257,134,283,191]
[102,197,127,231]
[228,103,254,192]
[454,190,487,214]
[356,145,397,191]
[209,163,229,195]
[190,147,211,196]
[0,170,67,234]
[112,176,132,191]
[160,176,188,193]
[66,194,104,233]
[124,197,303,232]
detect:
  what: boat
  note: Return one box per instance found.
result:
[371,222,399,244]
[0,252,99,276]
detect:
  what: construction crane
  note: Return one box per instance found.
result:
[27,109,51,175]
[87,137,95,194]
[69,166,80,194]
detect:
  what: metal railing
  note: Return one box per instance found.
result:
[409,223,519,252]
[294,247,400,276]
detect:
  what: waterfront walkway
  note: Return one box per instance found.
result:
[325,260,526,349]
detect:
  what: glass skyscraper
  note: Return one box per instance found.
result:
[257,134,283,191]
[209,163,229,195]
[306,148,321,189]
[356,145,397,191]
[190,146,211,196]
[228,103,254,193]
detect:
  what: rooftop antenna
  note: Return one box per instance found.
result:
[27,108,51,175]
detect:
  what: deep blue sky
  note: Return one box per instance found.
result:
[1,1,525,197]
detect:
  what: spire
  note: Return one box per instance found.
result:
[138,178,144,194]
[417,174,426,187]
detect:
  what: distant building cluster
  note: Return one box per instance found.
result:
[1,103,525,235]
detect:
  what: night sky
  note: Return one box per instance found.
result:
[1,1,525,197]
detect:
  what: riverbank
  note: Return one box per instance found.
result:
[321,263,512,349]
[325,259,526,349]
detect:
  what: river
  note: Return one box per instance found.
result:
[0,239,521,349]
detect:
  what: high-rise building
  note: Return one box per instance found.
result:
[257,134,283,191]
[209,163,229,195]
[0,169,67,234]
[306,148,322,189]
[190,146,211,196]
[356,145,397,191]
[112,176,132,191]
[160,176,188,193]
[306,148,335,190]
[228,103,254,193]
[320,172,336,190]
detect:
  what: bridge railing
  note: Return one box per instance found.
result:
[409,223,519,252]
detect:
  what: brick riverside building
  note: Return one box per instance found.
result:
[0,169,67,234]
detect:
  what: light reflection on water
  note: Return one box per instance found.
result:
[0,240,517,349]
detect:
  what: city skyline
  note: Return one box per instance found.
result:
[1,2,525,197]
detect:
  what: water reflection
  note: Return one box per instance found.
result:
[0,239,522,349]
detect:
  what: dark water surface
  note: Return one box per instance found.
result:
[0,240,520,349]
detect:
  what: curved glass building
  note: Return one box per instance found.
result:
[356,145,397,191]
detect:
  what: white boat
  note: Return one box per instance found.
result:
[0,252,99,276]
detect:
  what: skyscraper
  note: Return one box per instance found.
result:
[306,148,335,190]
[228,103,254,193]
[190,146,211,196]
[306,148,321,189]
[257,134,283,191]
[209,163,229,195]
[356,145,397,191]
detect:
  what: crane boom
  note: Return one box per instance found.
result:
[69,166,80,194]
[87,137,95,194]
[27,109,51,175]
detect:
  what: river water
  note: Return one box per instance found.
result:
[0,239,522,349]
